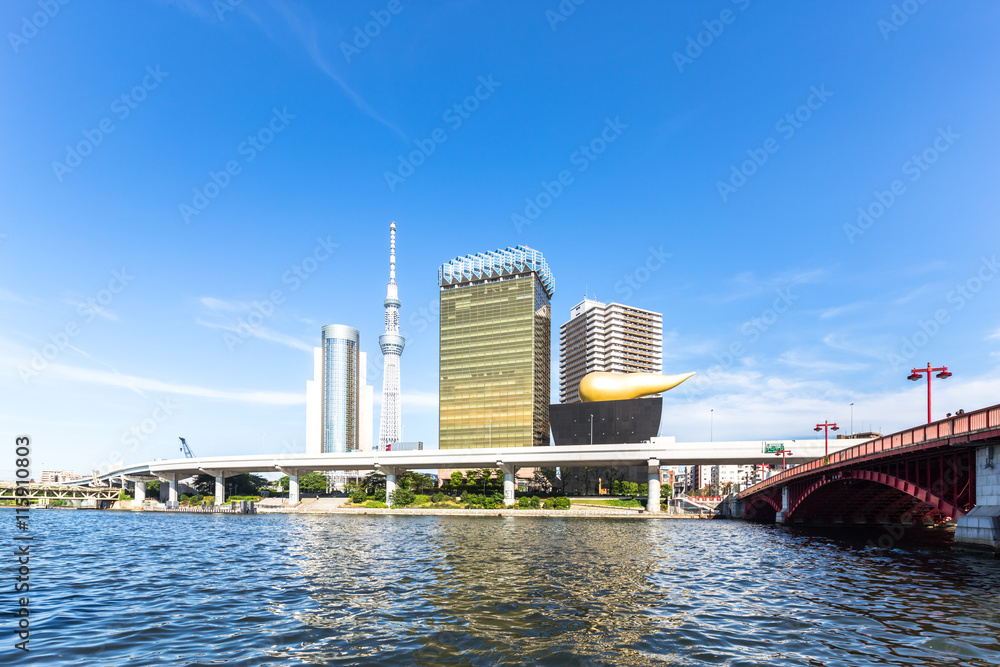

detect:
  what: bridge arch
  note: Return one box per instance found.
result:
[786,470,963,523]
[743,494,780,521]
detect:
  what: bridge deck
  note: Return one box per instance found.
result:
[738,404,1000,500]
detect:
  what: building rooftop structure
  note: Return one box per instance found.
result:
[438,245,554,299]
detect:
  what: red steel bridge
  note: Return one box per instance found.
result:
[734,403,1000,528]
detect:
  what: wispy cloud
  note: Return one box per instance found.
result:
[37,358,304,405]
[0,288,28,304]
[777,350,868,373]
[196,318,313,353]
[200,296,249,312]
[707,268,825,305]
[894,283,934,305]
[163,0,408,140]
[819,301,870,319]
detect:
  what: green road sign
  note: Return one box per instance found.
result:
[764,442,785,453]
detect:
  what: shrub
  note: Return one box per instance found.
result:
[364,500,388,508]
[430,492,447,503]
[517,496,532,509]
[639,483,648,497]
[551,497,571,510]
[414,494,430,505]
[350,491,367,504]
[389,488,415,507]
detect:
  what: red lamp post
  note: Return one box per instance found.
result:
[907,362,952,424]
[813,421,840,458]
[774,448,794,471]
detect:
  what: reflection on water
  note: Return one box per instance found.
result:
[6,511,1000,666]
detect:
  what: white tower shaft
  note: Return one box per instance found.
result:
[378,222,404,450]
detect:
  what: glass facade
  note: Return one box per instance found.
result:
[321,324,359,453]
[439,273,552,449]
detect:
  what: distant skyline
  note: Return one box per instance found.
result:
[2,1,1000,477]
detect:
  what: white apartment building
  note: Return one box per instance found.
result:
[40,470,79,484]
[558,298,663,403]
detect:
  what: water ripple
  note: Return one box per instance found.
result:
[3,511,1000,665]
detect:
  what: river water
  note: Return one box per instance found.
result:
[5,510,1000,666]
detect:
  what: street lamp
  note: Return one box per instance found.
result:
[813,421,840,458]
[774,448,794,471]
[907,362,952,424]
[589,413,594,445]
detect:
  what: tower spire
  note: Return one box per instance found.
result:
[378,221,404,450]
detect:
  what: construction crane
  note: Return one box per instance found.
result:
[178,437,196,459]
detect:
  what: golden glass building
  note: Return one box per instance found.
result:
[438,246,554,449]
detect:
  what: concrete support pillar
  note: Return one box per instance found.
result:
[499,463,517,506]
[134,481,146,506]
[289,473,300,505]
[168,476,178,505]
[215,474,226,506]
[384,467,397,507]
[956,444,1000,553]
[646,459,661,513]
[776,485,790,523]
[159,480,169,502]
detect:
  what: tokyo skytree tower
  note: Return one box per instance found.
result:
[378,222,405,450]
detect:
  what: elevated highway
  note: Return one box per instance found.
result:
[82,437,872,512]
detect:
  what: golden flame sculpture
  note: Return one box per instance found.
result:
[578,371,696,402]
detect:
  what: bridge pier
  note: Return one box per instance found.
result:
[201,469,229,505]
[775,486,790,523]
[499,463,517,506]
[134,481,146,506]
[646,459,661,513]
[956,445,1000,553]
[384,467,398,507]
[276,467,301,505]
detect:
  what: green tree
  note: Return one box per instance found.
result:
[611,479,622,496]
[389,488,415,507]
[299,471,330,493]
[639,483,648,497]
[450,471,464,488]
[362,471,386,494]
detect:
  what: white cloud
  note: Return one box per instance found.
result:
[196,318,313,353]
[819,301,870,319]
[32,359,304,405]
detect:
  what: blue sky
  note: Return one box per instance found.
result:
[2,0,999,477]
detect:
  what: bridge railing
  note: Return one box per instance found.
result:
[738,403,1000,499]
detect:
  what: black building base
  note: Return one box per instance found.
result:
[549,397,662,446]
